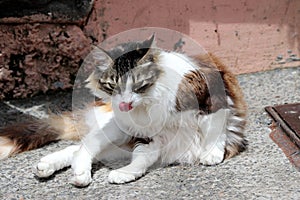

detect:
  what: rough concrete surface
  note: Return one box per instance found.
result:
[0,67,299,199]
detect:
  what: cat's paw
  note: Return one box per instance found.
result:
[70,170,92,187]
[200,146,225,166]
[35,161,55,178]
[108,169,139,184]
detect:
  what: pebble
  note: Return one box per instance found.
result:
[292,57,300,61]
[276,55,283,61]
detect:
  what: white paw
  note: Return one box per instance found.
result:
[70,170,92,187]
[200,147,225,166]
[108,169,140,184]
[35,161,55,178]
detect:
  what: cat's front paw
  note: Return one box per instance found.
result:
[108,169,140,184]
[200,146,225,166]
[35,161,55,178]
[70,170,92,187]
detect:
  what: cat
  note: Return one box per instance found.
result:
[0,35,247,186]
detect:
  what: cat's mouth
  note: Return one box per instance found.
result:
[119,102,133,112]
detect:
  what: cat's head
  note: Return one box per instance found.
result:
[86,35,163,112]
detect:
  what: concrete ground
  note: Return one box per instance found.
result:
[0,67,299,200]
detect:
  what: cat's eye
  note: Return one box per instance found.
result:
[106,82,115,90]
[104,82,115,90]
[133,82,153,93]
[98,80,116,94]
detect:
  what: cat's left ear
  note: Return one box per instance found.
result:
[138,34,156,61]
[143,34,156,49]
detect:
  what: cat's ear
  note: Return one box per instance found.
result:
[138,34,156,61]
[90,45,113,72]
[85,46,114,99]
[142,34,156,49]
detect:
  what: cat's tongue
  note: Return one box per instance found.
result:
[119,102,133,112]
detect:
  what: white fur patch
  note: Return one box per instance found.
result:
[84,106,114,130]
[198,109,228,165]
[227,126,242,133]
[0,137,15,160]
[158,52,195,75]
[35,145,80,178]
[143,51,197,112]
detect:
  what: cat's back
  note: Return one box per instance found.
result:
[155,50,246,115]
[193,53,247,116]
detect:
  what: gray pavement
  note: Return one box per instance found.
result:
[0,67,299,199]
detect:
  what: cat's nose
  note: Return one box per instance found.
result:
[119,102,133,112]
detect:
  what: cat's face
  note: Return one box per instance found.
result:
[86,36,163,112]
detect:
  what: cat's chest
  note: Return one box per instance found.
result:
[113,105,169,137]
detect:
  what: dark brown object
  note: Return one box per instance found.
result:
[265,103,300,171]
[0,0,93,23]
[0,24,91,99]
[274,104,300,137]
[0,1,94,99]
[266,103,300,147]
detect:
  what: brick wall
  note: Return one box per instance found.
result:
[0,0,299,99]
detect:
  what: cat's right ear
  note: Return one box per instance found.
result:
[90,45,113,72]
[85,46,113,100]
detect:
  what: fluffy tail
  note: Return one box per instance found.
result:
[0,112,88,160]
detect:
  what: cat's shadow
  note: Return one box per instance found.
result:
[34,167,70,182]
[92,158,132,172]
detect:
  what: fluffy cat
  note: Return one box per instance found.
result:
[0,36,247,186]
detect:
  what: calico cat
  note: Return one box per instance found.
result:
[0,36,247,186]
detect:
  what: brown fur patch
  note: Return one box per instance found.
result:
[181,53,248,159]
[194,53,247,117]
[92,100,106,107]
[0,120,60,156]
[175,60,229,114]
[201,54,248,158]
[50,100,112,141]
[224,133,248,159]
[47,112,87,141]
[97,101,112,112]
[176,70,210,113]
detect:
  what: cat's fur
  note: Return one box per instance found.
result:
[0,36,247,186]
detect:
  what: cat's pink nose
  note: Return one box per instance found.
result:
[119,102,133,112]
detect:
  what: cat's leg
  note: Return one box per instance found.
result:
[69,143,94,187]
[35,145,80,178]
[108,140,161,184]
[199,109,229,165]
[70,121,130,187]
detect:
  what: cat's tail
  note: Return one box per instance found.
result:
[0,111,88,160]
